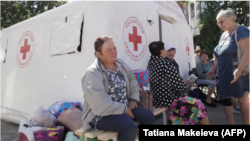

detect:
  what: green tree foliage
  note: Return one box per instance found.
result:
[229,1,249,26]
[1,1,67,29]
[194,1,249,58]
[180,1,188,6]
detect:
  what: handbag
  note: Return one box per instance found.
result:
[234,25,249,74]
[137,90,153,112]
[33,126,65,141]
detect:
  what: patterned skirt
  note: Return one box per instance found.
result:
[167,96,207,125]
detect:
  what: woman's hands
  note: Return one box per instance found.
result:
[231,69,241,84]
[189,81,195,85]
[183,80,195,86]
[125,107,134,119]
[206,69,215,80]
[125,100,138,119]
[128,101,137,110]
[183,80,189,85]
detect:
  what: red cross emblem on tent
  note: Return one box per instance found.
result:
[186,43,190,56]
[123,17,147,61]
[129,26,142,51]
[184,37,191,62]
[20,39,31,60]
[16,31,35,68]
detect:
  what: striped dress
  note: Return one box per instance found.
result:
[196,61,216,80]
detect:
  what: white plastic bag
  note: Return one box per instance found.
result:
[30,105,57,127]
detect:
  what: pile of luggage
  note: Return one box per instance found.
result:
[17,101,84,141]
[17,69,151,141]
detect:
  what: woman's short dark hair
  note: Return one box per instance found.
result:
[94,35,113,56]
[200,50,209,57]
[94,38,104,56]
[148,41,164,56]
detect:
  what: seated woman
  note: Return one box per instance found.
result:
[147,41,209,125]
[164,44,196,95]
[81,35,155,141]
[196,51,219,107]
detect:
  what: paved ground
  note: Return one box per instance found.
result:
[1,120,18,141]
[1,87,248,141]
[155,99,244,125]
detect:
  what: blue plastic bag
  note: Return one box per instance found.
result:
[48,101,83,118]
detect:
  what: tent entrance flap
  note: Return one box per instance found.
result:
[159,18,175,46]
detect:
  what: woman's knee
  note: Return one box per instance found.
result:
[147,111,155,124]
[132,106,155,124]
[236,92,249,103]
[137,111,155,125]
[209,81,216,89]
[142,109,155,124]
[122,122,137,137]
[237,97,246,104]
[118,121,137,141]
[122,119,137,131]
[199,115,209,125]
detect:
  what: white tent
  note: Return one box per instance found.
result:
[1,1,196,124]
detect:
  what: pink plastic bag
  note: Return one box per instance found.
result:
[17,119,46,141]
[33,126,64,141]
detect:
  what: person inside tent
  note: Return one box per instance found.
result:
[147,41,209,125]
[80,35,155,141]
